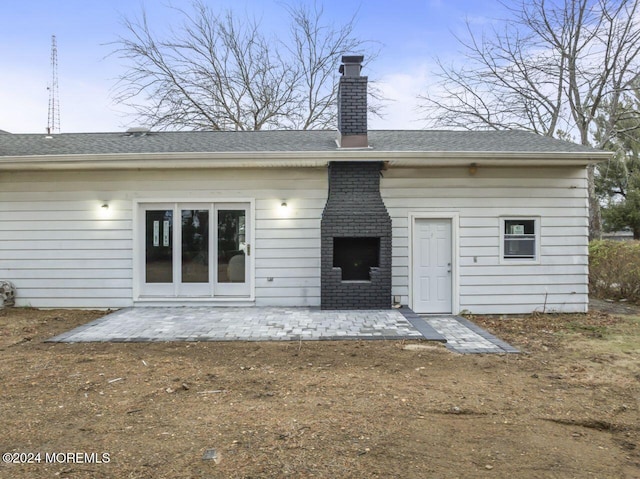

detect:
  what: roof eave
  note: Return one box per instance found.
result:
[0,149,612,170]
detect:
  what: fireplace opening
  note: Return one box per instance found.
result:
[333,237,380,281]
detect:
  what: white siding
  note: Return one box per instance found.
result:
[1,164,590,313]
[381,166,589,314]
[0,168,326,308]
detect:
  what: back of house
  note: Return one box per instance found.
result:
[0,56,608,314]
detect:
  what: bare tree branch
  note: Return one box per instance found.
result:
[110,0,379,131]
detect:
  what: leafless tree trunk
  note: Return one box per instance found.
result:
[420,0,640,239]
[111,1,378,131]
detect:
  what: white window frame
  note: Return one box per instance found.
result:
[499,216,540,264]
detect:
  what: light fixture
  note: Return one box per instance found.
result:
[98,202,111,219]
[278,201,290,218]
[468,163,478,175]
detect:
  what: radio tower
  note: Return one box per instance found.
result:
[47,35,60,134]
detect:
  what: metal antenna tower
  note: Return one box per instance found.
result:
[47,35,60,134]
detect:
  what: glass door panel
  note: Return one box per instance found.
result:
[177,207,212,296]
[144,209,174,295]
[181,209,209,283]
[216,206,250,296]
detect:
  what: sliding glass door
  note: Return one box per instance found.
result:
[140,202,250,298]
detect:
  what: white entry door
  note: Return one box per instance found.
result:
[412,218,452,313]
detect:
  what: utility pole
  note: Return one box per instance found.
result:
[47,35,60,134]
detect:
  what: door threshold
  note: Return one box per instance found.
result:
[134,299,255,307]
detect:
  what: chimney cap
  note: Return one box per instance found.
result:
[339,55,364,76]
[341,55,364,64]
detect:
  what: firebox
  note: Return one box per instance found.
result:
[333,237,380,281]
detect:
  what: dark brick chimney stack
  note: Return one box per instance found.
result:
[337,55,368,148]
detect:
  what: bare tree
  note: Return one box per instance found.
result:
[111,1,377,131]
[419,0,640,239]
[284,3,383,129]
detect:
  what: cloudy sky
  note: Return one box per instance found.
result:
[0,0,507,133]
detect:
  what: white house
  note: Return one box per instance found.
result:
[0,57,609,314]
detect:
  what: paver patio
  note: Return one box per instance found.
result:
[48,306,518,354]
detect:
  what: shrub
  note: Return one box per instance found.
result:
[589,240,640,303]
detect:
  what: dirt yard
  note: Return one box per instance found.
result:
[0,305,638,479]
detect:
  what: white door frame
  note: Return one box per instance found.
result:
[133,198,255,303]
[408,212,459,314]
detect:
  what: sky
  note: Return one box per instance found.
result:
[0,0,507,133]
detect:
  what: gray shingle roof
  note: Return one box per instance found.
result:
[0,129,601,157]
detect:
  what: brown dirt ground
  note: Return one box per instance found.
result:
[0,304,638,479]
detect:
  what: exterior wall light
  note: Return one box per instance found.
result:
[96,201,111,220]
[278,201,290,218]
[468,163,478,176]
[99,202,111,219]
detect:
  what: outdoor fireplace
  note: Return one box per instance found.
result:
[320,162,392,309]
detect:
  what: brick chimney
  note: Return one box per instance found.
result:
[337,55,368,148]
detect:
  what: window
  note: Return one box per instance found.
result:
[502,218,537,261]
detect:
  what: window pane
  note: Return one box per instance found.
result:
[504,237,535,258]
[145,210,173,283]
[505,219,535,235]
[218,210,246,283]
[181,209,209,283]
